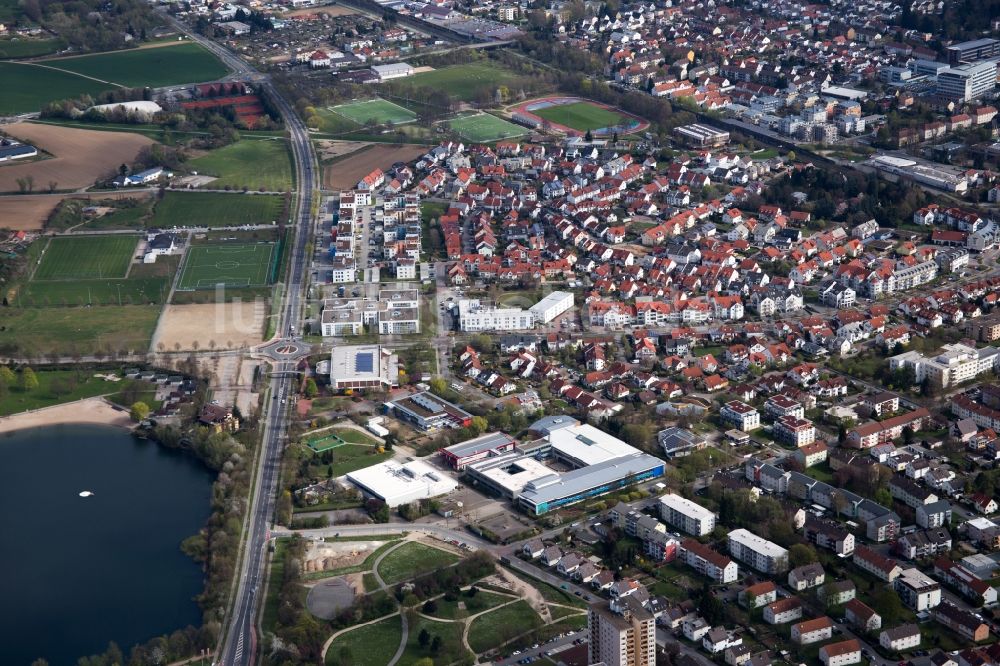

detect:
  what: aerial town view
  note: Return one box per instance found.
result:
[2,0,1000,663]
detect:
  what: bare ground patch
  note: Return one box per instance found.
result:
[0,121,155,193]
[0,190,154,230]
[322,143,427,190]
[151,301,265,352]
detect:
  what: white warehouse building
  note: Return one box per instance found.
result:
[371,62,414,81]
[346,459,458,506]
[528,291,574,324]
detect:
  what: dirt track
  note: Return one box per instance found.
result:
[151,301,266,352]
[322,143,427,190]
[0,121,155,193]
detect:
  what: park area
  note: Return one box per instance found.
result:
[150,191,286,229]
[467,600,544,654]
[187,139,293,192]
[176,242,276,290]
[324,614,402,666]
[376,542,460,585]
[387,62,521,102]
[447,113,526,142]
[0,42,227,114]
[329,98,417,126]
[306,427,380,452]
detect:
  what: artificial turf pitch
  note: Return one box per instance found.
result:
[177,243,276,290]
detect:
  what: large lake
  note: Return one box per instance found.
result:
[0,424,214,665]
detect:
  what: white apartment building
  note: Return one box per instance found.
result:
[791,616,834,645]
[720,401,761,432]
[879,624,921,652]
[528,291,574,324]
[890,344,1000,388]
[936,61,997,102]
[680,539,738,583]
[819,640,862,666]
[457,299,536,331]
[892,260,938,291]
[659,493,716,536]
[774,416,816,447]
[321,289,420,337]
[728,528,789,574]
[588,597,656,666]
[894,568,942,611]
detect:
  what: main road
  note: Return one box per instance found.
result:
[159,13,319,666]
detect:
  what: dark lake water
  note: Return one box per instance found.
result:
[0,423,214,665]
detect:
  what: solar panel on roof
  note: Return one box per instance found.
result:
[356,352,374,373]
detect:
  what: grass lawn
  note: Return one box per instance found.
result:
[532,101,630,132]
[0,305,160,356]
[389,62,519,102]
[325,613,402,666]
[467,601,544,653]
[506,567,587,608]
[400,615,471,665]
[447,113,526,142]
[187,139,293,192]
[151,191,286,229]
[376,542,460,585]
[46,197,155,231]
[176,242,276,290]
[0,369,122,416]
[428,589,511,620]
[49,42,229,88]
[334,428,380,445]
[807,461,836,484]
[33,235,136,280]
[331,98,417,125]
[262,538,290,633]
[362,572,380,592]
[0,61,112,114]
[326,443,393,477]
[0,37,64,59]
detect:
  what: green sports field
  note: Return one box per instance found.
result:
[151,191,286,228]
[187,140,293,192]
[48,42,229,88]
[177,242,276,289]
[532,101,632,132]
[448,113,526,142]
[34,236,136,280]
[330,98,417,125]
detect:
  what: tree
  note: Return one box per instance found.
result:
[304,378,318,398]
[418,628,431,648]
[130,401,151,422]
[872,586,904,625]
[429,377,448,395]
[469,416,488,435]
[0,366,14,385]
[430,635,442,654]
[422,599,438,614]
[20,367,39,391]
[788,543,818,567]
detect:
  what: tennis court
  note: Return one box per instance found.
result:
[448,113,526,142]
[177,243,276,290]
[330,98,417,125]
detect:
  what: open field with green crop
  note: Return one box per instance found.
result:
[324,614,401,666]
[468,601,543,654]
[150,191,286,228]
[47,42,228,88]
[187,140,293,192]
[376,542,460,585]
[448,113,526,142]
[330,98,417,125]
[0,61,112,114]
[389,62,520,102]
[177,242,276,290]
[0,369,121,416]
[0,37,64,59]
[33,235,137,280]
[533,100,630,132]
[0,305,161,356]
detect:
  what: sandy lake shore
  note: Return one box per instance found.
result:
[0,397,133,435]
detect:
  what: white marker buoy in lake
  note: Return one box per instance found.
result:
[79,491,94,497]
